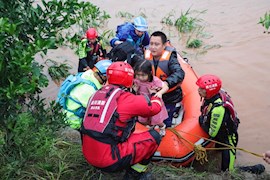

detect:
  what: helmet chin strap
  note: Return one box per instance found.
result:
[96,71,106,84]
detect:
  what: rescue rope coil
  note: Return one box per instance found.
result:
[194,144,208,165]
[167,128,263,165]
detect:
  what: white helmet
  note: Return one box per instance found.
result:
[133,16,148,32]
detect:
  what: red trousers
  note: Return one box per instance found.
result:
[82,129,160,172]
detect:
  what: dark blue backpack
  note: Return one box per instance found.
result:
[116,22,133,40]
[116,22,145,50]
[57,73,98,117]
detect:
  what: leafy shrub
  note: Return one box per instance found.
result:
[174,8,204,33]
[161,11,175,26]
[0,0,110,178]
[259,11,270,33]
[97,29,114,50]
[0,100,66,178]
[187,39,203,48]
[0,0,110,119]
[46,59,72,85]
[116,11,135,20]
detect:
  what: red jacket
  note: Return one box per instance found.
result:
[115,91,162,129]
[82,89,162,169]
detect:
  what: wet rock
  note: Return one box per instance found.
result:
[58,126,81,144]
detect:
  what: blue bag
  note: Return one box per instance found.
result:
[57,73,98,117]
[116,22,133,40]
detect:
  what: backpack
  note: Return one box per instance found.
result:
[81,84,136,144]
[57,73,98,118]
[116,22,133,40]
[107,41,135,63]
[214,89,240,134]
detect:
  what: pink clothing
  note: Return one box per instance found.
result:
[134,76,168,125]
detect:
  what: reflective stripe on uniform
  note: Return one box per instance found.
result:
[100,88,121,123]
[228,134,237,171]
[161,50,170,60]
[144,49,151,59]
[78,39,88,59]
[131,163,148,173]
[151,99,162,107]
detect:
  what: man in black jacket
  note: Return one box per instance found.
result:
[144,31,185,127]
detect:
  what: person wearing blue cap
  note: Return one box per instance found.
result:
[57,60,112,130]
[110,16,150,55]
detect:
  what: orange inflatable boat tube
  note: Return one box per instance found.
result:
[134,54,214,166]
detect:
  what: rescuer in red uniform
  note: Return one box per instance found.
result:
[81,62,162,179]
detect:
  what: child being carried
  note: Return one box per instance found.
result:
[133,59,169,136]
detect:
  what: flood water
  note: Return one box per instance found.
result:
[40,0,270,170]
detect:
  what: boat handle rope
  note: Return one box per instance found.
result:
[167,128,208,165]
[167,128,263,165]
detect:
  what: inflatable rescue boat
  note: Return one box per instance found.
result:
[134,54,214,166]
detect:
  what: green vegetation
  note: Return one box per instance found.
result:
[98,29,115,49]
[0,0,110,179]
[187,39,203,48]
[116,11,147,21]
[161,8,223,60]
[174,8,204,33]
[116,11,135,20]
[259,11,270,33]
[161,11,175,26]
[0,1,268,179]
[161,8,207,51]
[46,59,72,85]
[162,9,206,33]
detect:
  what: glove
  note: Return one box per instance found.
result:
[199,116,205,126]
[115,40,123,45]
[79,58,88,68]
[199,115,209,133]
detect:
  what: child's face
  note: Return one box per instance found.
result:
[135,72,149,82]
[88,38,97,44]
[198,87,207,98]
[135,29,144,37]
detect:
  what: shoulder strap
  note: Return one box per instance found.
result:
[93,42,101,54]
[213,90,237,120]
[57,73,98,114]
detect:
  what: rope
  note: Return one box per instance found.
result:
[194,144,208,165]
[205,143,263,158]
[167,127,263,165]
[168,128,208,164]
[168,128,193,149]
[186,129,263,158]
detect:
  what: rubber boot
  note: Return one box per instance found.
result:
[123,168,154,180]
[238,164,265,174]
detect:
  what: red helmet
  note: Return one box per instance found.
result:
[107,62,134,88]
[86,28,98,39]
[196,74,222,99]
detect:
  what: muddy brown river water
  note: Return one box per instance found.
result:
[40,0,270,171]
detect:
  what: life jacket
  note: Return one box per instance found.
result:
[81,85,136,145]
[116,22,145,49]
[87,41,102,57]
[201,89,240,134]
[57,73,98,117]
[144,46,179,93]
